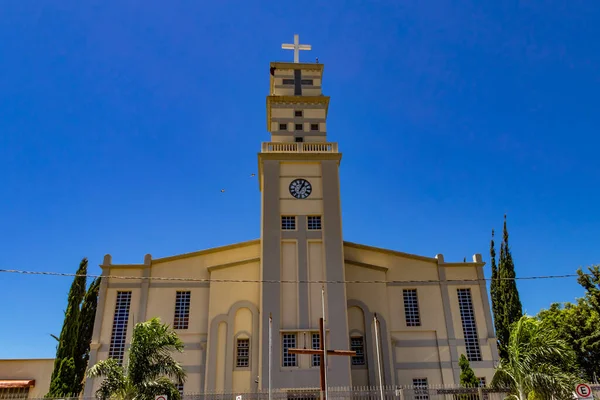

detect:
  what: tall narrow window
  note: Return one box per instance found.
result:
[236,338,250,367]
[311,333,320,367]
[174,291,191,330]
[403,289,421,326]
[175,384,184,397]
[282,333,297,367]
[108,291,132,364]
[457,288,482,361]
[413,378,429,400]
[350,336,365,365]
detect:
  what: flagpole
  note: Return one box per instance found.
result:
[269,312,272,400]
[321,286,328,400]
[373,313,384,400]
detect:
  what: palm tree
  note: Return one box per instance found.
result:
[491,315,579,400]
[87,318,186,400]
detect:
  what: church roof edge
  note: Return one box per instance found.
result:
[270,61,324,72]
[343,241,485,266]
[152,239,261,264]
[344,241,438,262]
[103,239,261,267]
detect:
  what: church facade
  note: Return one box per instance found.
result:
[84,44,498,396]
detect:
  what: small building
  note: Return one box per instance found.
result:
[0,359,54,399]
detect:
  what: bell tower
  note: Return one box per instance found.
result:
[258,35,352,389]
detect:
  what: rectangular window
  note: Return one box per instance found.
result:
[279,123,287,131]
[295,137,304,143]
[301,79,314,85]
[108,291,132,364]
[307,216,322,230]
[403,289,421,327]
[282,78,294,85]
[282,333,297,367]
[281,216,296,230]
[350,336,365,365]
[457,288,482,361]
[236,338,250,367]
[295,110,303,117]
[173,291,191,330]
[310,123,319,131]
[295,123,303,131]
[311,333,320,366]
[413,378,429,400]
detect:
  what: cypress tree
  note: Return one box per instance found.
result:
[73,276,101,395]
[47,358,77,398]
[489,229,503,357]
[496,215,523,360]
[459,354,479,387]
[459,354,479,400]
[47,258,89,397]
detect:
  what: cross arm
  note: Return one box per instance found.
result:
[288,348,322,355]
[288,349,357,356]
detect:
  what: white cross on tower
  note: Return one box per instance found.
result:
[281,34,311,63]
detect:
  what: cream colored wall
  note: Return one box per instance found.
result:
[279,163,323,216]
[344,244,494,387]
[0,359,54,398]
[281,241,299,328]
[307,241,325,328]
[91,242,261,395]
[206,260,261,392]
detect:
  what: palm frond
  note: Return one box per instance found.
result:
[136,376,181,400]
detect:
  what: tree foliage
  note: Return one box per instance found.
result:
[47,358,77,398]
[537,299,600,382]
[577,265,600,315]
[47,259,101,397]
[459,354,479,387]
[87,318,186,400]
[491,216,523,361]
[491,316,579,400]
[489,229,501,357]
[74,277,102,394]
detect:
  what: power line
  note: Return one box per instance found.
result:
[0,268,585,284]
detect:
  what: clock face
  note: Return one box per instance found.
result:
[289,178,312,199]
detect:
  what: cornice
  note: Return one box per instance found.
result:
[270,62,325,72]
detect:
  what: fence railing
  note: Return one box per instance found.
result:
[3,384,599,400]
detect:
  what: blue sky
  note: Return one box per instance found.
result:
[1,0,599,359]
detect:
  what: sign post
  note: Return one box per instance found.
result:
[575,383,593,399]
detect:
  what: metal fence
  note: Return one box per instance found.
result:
[3,384,599,400]
[180,386,511,400]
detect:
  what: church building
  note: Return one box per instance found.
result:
[84,36,498,397]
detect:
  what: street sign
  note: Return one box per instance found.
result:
[235,396,242,400]
[575,383,592,399]
[155,395,168,400]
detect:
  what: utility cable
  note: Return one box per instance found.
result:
[0,268,587,284]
